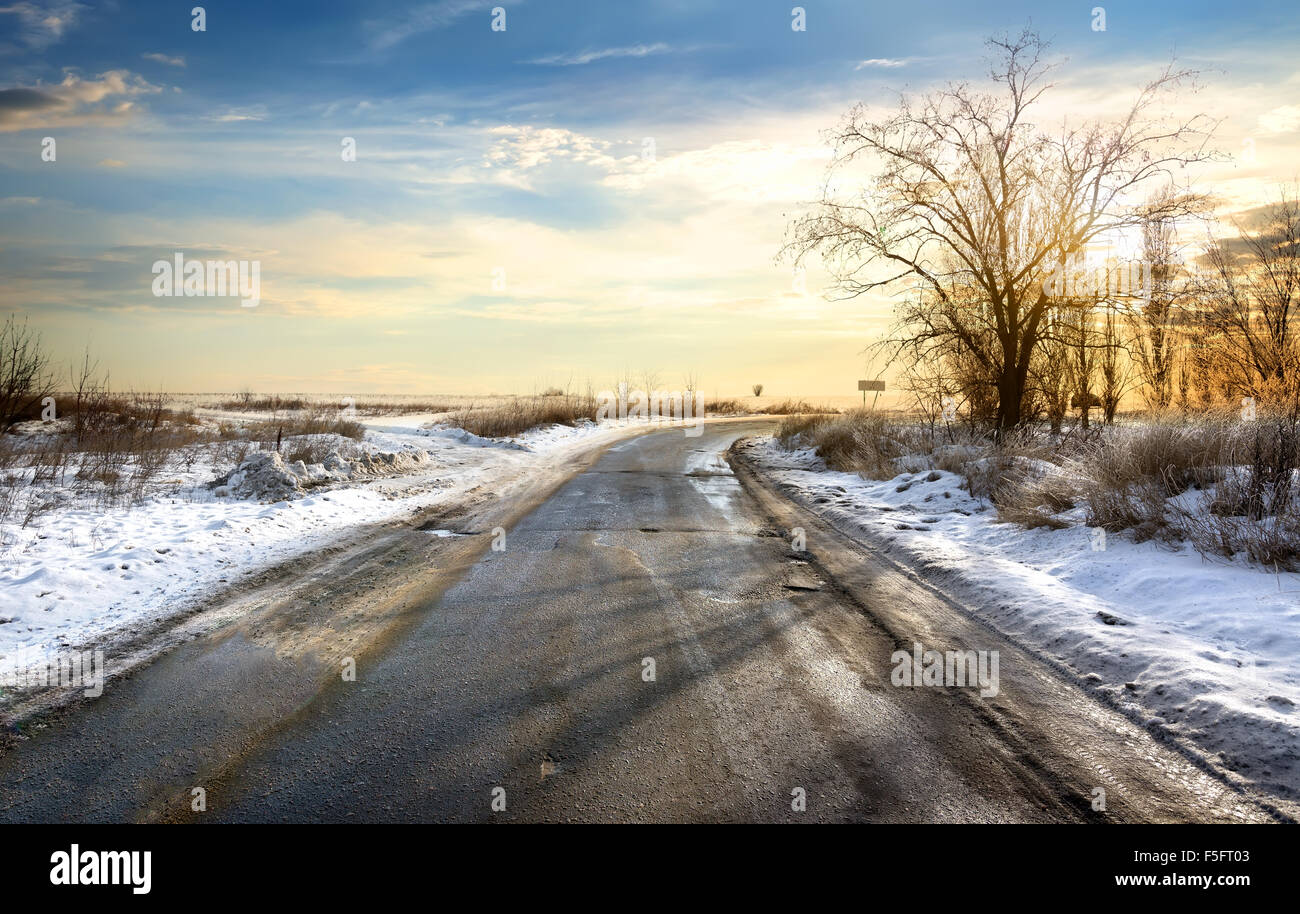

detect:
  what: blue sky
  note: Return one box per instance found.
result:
[1,0,1297,395]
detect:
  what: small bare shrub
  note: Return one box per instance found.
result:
[283,434,360,466]
[0,314,54,432]
[776,414,830,444]
[778,410,905,478]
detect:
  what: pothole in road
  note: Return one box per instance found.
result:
[785,573,824,591]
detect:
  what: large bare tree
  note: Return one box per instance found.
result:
[783,29,1216,431]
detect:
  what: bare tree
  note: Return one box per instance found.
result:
[1096,301,1130,423]
[899,358,961,442]
[0,314,54,432]
[640,368,662,397]
[752,384,764,397]
[1128,189,1200,410]
[681,371,697,396]
[1201,187,1300,401]
[1029,311,1071,433]
[783,29,1216,432]
[1060,300,1100,429]
[69,347,110,447]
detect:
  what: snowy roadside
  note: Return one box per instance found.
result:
[0,415,667,682]
[738,434,1300,801]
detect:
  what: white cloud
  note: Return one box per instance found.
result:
[0,69,161,132]
[529,43,673,67]
[484,125,618,170]
[366,0,506,50]
[141,52,186,68]
[208,105,268,123]
[855,58,908,70]
[1258,104,1300,136]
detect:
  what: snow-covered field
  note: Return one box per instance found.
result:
[741,435,1300,799]
[0,414,650,682]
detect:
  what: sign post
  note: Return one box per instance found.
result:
[858,379,886,410]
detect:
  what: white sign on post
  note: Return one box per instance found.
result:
[858,379,885,408]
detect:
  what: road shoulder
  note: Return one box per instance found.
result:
[729,436,1293,823]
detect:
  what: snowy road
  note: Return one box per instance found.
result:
[0,421,1281,822]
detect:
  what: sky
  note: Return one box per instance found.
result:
[1,0,1297,397]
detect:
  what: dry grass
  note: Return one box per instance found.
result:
[282,435,361,467]
[0,391,224,525]
[954,428,1051,504]
[446,393,598,438]
[704,398,747,415]
[777,410,910,478]
[760,399,834,415]
[219,394,311,412]
[984,410,1300,564]
[217,394,461,416]
[242,407,365,444]
[1177,510,1300,569]
[1031,416,1228,540]
[769,402,1300,568]
[775,413,830,442]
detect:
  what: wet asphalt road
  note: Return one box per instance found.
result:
[0,421,1278,822]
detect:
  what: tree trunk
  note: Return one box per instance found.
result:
[996,369,1025,433]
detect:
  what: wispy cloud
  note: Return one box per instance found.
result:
[207,105,268,123]
[0,0,85,50]
[855,58,909,69]
[141,52,185,67]
[1258,104,1300,136]
[366,0,506,50]
[528,42,674,67]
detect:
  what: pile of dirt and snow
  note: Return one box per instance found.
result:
[210,448,433,500]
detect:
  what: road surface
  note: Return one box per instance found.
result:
[0,420,1278,822]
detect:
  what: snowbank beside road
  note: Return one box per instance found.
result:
[740,435,1300,802]
[0,418,652,681]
